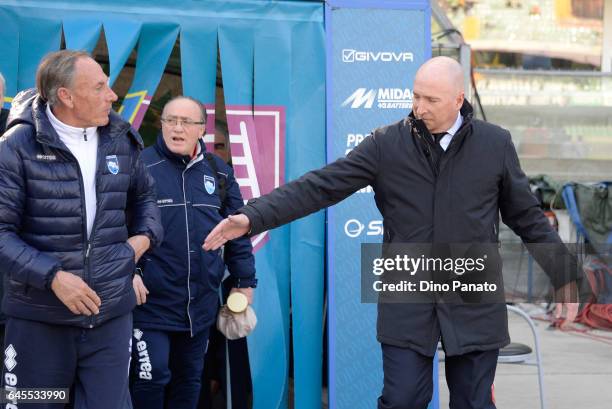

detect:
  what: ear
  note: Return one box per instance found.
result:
[455,91,465,110]
[56,87,74,109]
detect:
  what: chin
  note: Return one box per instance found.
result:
[96,117,110,127]
[170,146,188,156]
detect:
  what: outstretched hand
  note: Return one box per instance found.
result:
[203,214,251,251]
[553,280,579,329]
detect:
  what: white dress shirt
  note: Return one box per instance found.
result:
[439,112,463,151]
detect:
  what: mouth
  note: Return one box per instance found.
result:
[171,136,186,143]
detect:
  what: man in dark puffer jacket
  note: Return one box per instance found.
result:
[0,50,163,409]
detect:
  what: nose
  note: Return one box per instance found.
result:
[171,122,185,131]
[107,86,118,103]
[415,102,427,118]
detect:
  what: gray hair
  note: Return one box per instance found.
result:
[163,96,208,124]
[35,50,90,107]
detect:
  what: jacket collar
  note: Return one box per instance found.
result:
[407,99,474,148]
[407,99,474,137]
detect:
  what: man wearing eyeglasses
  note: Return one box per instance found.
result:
[130,96,256,409]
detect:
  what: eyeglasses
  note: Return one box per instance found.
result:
[161,117,205,127]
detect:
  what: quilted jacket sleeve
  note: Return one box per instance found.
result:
[0,128,62,290]
[127,142,164,248]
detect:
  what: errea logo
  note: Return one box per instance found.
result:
[4,344,16,372]
[133,328,143,340]
[36,154,57,161]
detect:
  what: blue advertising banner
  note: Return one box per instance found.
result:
[17,16,61,91]
[119,22,179,128]
[180,22,217,105]
[325,1,433,408]
[287,20,326,409]
[103,17,141,87]
[218,17,325,408]
[0,8,18,109]
[63,18,102,53]
[0,1,326,408]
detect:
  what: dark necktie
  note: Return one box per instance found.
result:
[431,132,447,158]
[432,132,447,146]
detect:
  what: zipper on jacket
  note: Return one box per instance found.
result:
[38,140,94,327]
[70,157,90,280]
[180,149,205,336]
[85,241,94,328]
[83,128,87,142]
[86,145,112,328]
[181,167,194,337]
[68,138,107,328]
[64,152,95,328]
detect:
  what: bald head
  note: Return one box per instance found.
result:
[412,57,465,134]
[416,56,464,94]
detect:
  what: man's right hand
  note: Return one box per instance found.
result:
[203,214,251,251]
[553,280,579,329]
[50,270,101,316]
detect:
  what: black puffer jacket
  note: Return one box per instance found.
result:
[0,93,163,328]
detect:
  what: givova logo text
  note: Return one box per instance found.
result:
[342,49,414,63]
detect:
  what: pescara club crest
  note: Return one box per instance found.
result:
[106,155,120,175]
[204,175,216,194]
